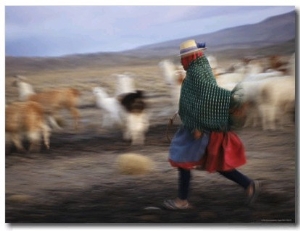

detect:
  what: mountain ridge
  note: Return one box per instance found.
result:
[125,11,296,55]
[5,11,296,74]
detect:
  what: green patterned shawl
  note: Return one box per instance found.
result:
[179,56,232,132]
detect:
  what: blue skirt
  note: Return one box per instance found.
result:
[169,126,210,169]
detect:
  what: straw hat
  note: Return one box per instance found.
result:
[179,39,206,56]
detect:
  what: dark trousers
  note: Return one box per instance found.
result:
[178,168,252,200]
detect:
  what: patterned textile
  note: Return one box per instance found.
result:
[179,56,232,132]
[168,126,210,169]
[198,131,246,173]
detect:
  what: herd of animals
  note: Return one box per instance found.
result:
[5,53,295,154]
[159,53,295,130]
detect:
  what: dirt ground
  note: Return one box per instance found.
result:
[5,94,296,224]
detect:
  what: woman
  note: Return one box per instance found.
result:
[163,39,260,210]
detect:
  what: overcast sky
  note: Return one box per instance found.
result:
[5,5,295,57]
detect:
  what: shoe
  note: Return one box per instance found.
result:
[163,199,193,210]
[246,180,260,205]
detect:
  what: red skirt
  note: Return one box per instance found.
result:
[199,131,246,173]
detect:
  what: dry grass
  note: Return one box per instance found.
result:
[5,47,292,108]
[5,64,169,107]
[115,153,154,175]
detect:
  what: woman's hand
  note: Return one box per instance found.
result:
[193,129,202,139]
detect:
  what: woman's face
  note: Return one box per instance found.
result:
[180,51,204,70]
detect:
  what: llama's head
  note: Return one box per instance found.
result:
[11,75,36,100]
[118,90,146,113]
[12,75,27,87]
[93,87,109,98]
[159,59,176,85]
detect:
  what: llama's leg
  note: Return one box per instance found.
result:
[243,110,253,128]
[278,101,294,128]
[129,114,148,145]
[27,131,41,153]
[252,110,259,127]
[276,105,285,130]
[116,108,127,130]
[133,128,147,145]
[252,104,262,128]
[129,118,140,145]
[48,115,63,130]
[41,124,51,150]
[114,113,123,127]
[10,133,26,153]
[123,126,131,141]
[131,130,143,145]
[140,114,149,144]
[259,104,269,130]
[268,106,277,130]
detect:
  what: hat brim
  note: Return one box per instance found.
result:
[178,47,206,57]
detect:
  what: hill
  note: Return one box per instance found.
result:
[5,11,296,75]
[125,11,296,57]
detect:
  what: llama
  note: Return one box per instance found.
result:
[266,55,290,74]
[158,59,185,111]
[214,60,249,90]
[93,87,124,128]
[233,80,266,128]
[5,101,51,153]
[94,87,149,145]
[233,75,295,130]
[234,53,296,130]
[215,58,272,90]
[13,75,81,131]
[258,76,295,130]
[118,90,149,145]
[243,59,284,82]
[12,75,35,100]
[243,70,285,82]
